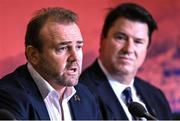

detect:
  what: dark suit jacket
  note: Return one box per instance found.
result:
[0,64,101,120]
[80,59,172,120]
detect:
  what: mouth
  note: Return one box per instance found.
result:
[118,56,133,60]
[66,67,78,75]
[117,56,134,64]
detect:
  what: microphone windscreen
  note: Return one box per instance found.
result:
[128,102,147,117]
[0,109,16,120]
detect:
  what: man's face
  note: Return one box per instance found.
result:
[100,17,149,77]
[35,22,83,87]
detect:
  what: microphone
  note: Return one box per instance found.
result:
[0,109,16,120]
[128,102,158,120]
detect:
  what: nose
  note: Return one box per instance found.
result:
[68,48,78,62]
[122,39,134,54]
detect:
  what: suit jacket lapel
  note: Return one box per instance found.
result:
[69,91,97,120]
[28,95,50,120]
[97,81,128,119]
[92,60,128,119]
[68,94,81,120]
[134,78,157,117]
[19,65,50,120]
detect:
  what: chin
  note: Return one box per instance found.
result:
[115,68,133,75]
[66,79,79,86]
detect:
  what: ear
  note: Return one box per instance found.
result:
[26,45,40,65]
[99,38,105,53]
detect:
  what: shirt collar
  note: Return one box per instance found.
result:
[98,59,134,93]
[27,62,76,101]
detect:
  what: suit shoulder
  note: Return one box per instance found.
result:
[135,77,167,99]
[74,83,95,98]
[0,65,30,100]
[135,77,161,90]
[0,65,27,81]
[80,60,100,80]
[0,65,28,88]
[80,65,95,80]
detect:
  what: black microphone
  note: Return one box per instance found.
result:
[128,102,158,120]
[0,109,16,120]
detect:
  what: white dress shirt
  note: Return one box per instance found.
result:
[27,63,76,121]
[98,59,147,120]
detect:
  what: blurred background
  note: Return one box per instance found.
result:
[0,0,179,116]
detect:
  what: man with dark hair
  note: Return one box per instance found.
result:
[80,3,172,120]
[0,7,101,120]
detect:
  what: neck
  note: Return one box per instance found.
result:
[48,81,67,100]
[111,73,134,85]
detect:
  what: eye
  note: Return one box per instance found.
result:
[116,35,123,39]
[76,44,83,50]
[115,34,128,42]
[56,46,68,53]
[134,39,144,44]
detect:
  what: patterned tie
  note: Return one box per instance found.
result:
[122,87,137,120]
[122,87,133,106]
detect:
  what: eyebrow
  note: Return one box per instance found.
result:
[58,40,84,45]
[115,32,145,40]
[114,31,123,34]
[114,32,127,37]
[76,40,84,44]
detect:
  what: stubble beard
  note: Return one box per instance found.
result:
[38,56,81,87]
[54,72,79,87]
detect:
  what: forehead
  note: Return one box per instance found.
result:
[39,21,83,43]
[110,17,149,39]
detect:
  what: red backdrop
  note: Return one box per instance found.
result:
[0,0,180,113]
